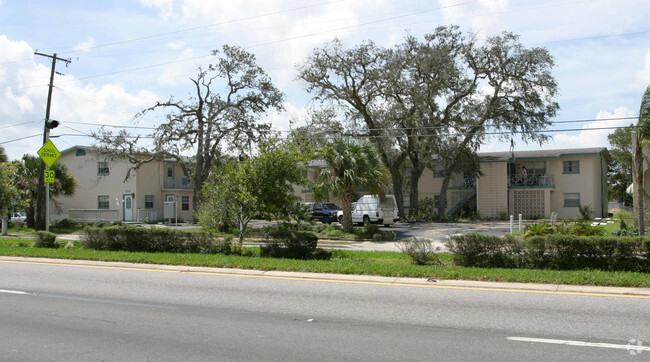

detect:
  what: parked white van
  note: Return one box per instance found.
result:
[349,194,399,226]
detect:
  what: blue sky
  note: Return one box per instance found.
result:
[1,0,649,160]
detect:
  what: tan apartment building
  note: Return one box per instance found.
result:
[51,146,195,223]
[297,147,611,220]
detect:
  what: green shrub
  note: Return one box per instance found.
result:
[446,234,524,268]
[363,224,380,238]
[396,237,440,265]
[33,231,57,248]
[80,226,219,254]
[261,228,331,260]
[523,222,553,239]
[448,233,650,272]
[577,204,593,220]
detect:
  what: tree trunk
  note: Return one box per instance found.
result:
[389,165,405,219]
[438,176,451,216]
[408,164,426,218]
[341,192,354,233]
[633,137,645,235]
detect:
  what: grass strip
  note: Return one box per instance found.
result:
[0,239,648,288]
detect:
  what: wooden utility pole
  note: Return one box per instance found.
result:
[34,52,70,231]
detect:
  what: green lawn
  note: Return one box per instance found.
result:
[0,238,647,288]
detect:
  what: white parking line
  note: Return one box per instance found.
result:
[508,337,650,352]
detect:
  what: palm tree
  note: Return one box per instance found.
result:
[315,139,388,233]
[16,155,77,228]
[633,85,650,235]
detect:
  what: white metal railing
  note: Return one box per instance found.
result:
[69,209,119,221]
[137,209,158,222]
[508,174,554,187]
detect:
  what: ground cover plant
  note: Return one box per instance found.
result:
[0,236,648,288]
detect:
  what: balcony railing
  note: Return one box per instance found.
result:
[163,177,194,190]
[508,174,554,187]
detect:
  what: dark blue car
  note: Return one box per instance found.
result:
[303,202,341,224]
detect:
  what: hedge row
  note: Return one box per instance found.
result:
[261,227,331,260]
[447,234,650,272]
[81,226,223,254]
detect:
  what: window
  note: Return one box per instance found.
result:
[98,195,109,209]
[97,162,109,176]
[433,195,448,209]
[522,161,545,175]
[144,195,154,209]
[182,196,190,211]
[75,149,86,156]
[563,160,579,174]
[167,166,174,178]
[433,165,445,178]
[564,193,580,207]
[182,177,189,186]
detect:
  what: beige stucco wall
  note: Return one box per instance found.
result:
[51,149,137,219]
[477,161,508,218]
[549,154,600,219]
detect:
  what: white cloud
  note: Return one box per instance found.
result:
[549,107,635,150]
[0,36,160,161]
[634,50,650,90]
[73,37,96,52]
[167,41,185,50]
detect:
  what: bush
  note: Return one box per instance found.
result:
[396,238,440,265]
[80,226,219,254]
[448,233,650,272]
[577,204,593,220]
[261,227,331,260]
[33,231,57,248]
[363,224,380,238]
[446,234,524,268]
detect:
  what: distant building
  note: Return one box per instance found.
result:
[297,147,611,219]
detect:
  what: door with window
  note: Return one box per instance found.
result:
[123,194,134,221]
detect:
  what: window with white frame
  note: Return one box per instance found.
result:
[433,165,445,178]
[182,195,190,211]
[563,193,580,207]
[433,195,448,209]
[98,195,109,209]
[563,160,580,174]
[144,195,154,209]
[97,162,109,176]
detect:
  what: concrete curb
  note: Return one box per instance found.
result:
[1,256,648,297]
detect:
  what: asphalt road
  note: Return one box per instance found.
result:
[1,259,648,361]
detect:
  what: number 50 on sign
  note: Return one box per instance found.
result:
[44,170,55,183]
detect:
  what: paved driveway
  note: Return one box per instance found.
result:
[320,221,517,252]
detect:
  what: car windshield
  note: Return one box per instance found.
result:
[322,203,340,210]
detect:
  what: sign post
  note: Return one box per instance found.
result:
[37,140,61,231]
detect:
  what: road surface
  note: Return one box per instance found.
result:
[0,258,648,361]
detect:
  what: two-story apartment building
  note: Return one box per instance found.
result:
[296,147,611,219]
[51,146,195,223]
[419,147,610,219]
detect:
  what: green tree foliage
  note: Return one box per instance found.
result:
[607,126,633,204]
[633,85,650,235]
[298,26,558,218]
[93,45,284,204]
[0,161,19,235]
[0,146,7,163]
[197,138,311,246]
[314,139,389,233]
[15,155,77,228]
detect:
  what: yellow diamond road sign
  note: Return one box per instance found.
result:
[38,140,61,168]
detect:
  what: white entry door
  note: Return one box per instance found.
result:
[123,194,134,221]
